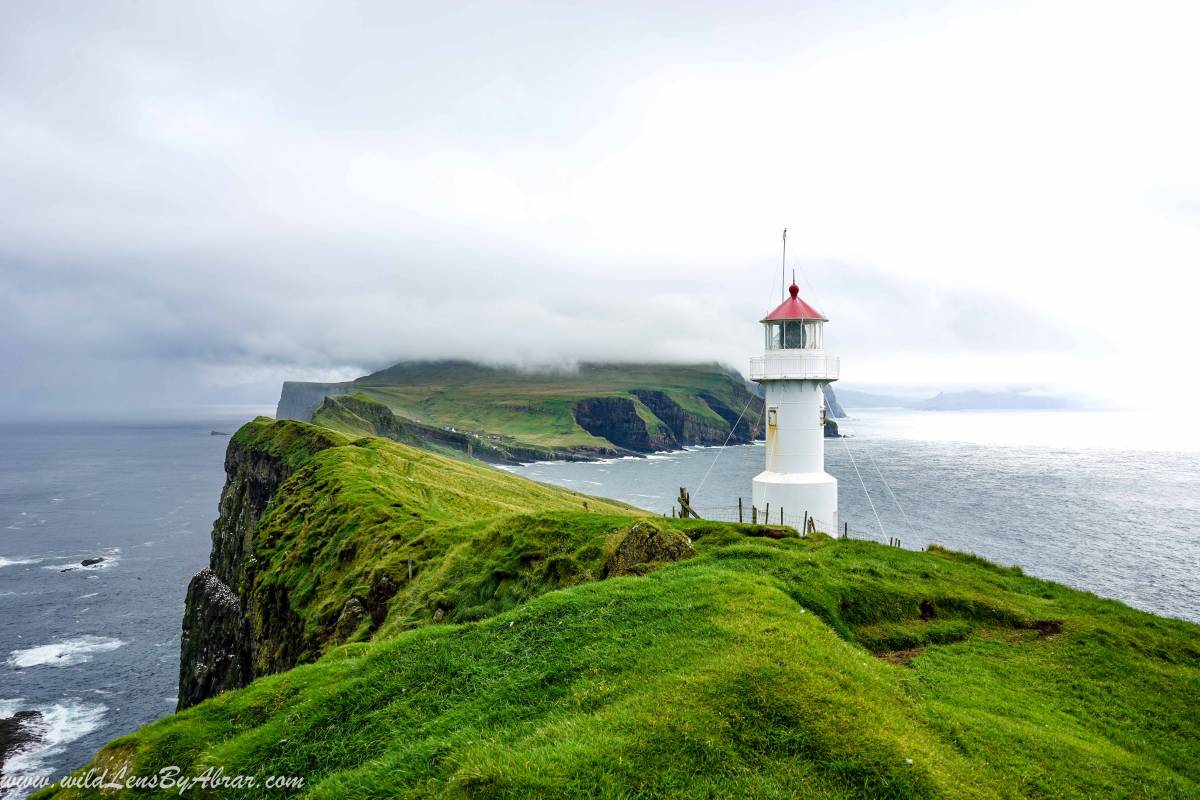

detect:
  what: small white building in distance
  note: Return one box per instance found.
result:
[749,282,840,530]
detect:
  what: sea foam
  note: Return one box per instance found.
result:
[0,699,108,797]
[6,636,126,668]
[0,557,41,569]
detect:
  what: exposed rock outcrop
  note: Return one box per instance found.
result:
[629,390,728,446]
[823,385,846,419]
[698,390,765,443]
[0,709,43,777]
[179,569,247,707]
[602,521,696,578]
[573,397,675,453]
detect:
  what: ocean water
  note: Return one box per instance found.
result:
[0,420,244,797]
[511,410,1200,624]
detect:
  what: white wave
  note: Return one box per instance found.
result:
[1,699,108,797]
[41,548,121,573]
[6,636,126,668]
[77,593,98,600]
[0,557,40,569]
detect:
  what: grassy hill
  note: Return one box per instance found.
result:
[37,418,1200,799]
[280,361,765,461]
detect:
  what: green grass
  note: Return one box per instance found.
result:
[226,417,638,670]
[37,420,1200,798]
[346,361,757,452]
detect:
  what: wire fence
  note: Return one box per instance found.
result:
[670,502,907,548]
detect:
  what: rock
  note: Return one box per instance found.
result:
[697,390,766,443]
[178,568,247,710]
[824,418,840,438]
[573,397,673,453]
[630,390,721,447]
[333,598,368,643]
[602,521,696,578]
[0,708,43,775]
[210,430,231,436]
[177,424,346,709]
[81,557,105,567]
[822,385,846,419]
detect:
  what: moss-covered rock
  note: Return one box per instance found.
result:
[602,520,696,577]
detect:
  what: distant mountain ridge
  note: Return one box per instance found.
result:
[835,387,1071,411]
[278,361,795,463]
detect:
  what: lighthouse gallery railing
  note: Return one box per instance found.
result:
[749,354,840,381]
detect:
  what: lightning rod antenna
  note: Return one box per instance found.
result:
[781,228,788,301]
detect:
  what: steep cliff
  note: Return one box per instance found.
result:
[275,380,351,421]
[823,384,846,418]
[177,421,349,709]
[176,417,636,710]
[571,396,676,452]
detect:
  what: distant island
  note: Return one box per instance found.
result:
[277,361,844,463]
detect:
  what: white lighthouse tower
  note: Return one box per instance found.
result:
[749,282,839,530]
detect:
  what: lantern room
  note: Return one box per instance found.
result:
[762,284,826,351]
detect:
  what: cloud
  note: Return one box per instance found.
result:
[2,0,1198,416]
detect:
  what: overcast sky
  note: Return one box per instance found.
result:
[2,0,1197,417]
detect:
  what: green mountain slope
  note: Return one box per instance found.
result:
[282,361,765,461]
[39,419,1200,799]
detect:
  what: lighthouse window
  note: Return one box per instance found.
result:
[765,323,782,350]
[784,321,803,348]
[804,321,823,350]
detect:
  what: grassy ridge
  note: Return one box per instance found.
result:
[345,361,756,451]
[37,422,1200,796]
[227,418,638,670]
[38,419,1200,798]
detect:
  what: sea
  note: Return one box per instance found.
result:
[2,408,1199,795]
[510,410,1200,624]
[0,416,257,798]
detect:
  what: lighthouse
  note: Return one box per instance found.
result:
[749,282,839,530]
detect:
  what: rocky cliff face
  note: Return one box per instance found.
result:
[177,423,344,710]
[572,397,675,452]
[629,390,729,446]
[573,389,764,454]
[823,385,846,419]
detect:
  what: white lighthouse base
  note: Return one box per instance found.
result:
[752,471,838,532]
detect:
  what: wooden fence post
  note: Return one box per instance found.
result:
[738,497,743,523]
[780,507,784,525]
[752,506,758,525]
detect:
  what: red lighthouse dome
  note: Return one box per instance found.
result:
[761,283,826,322]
